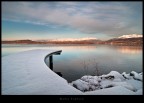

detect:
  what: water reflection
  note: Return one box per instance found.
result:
[116,46,142,54]
[2,44,97,56]
[53,45,142,82]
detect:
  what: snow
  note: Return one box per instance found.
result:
[70,79,90,92]
[122,72,132,79]
[122,71,142,81]
[135,89,143,95]
[2,49,82,95]
[71,71,142,94]
[85,86,136,95]
[100,71,125,81]
[126,79,142,91]
[130,71,142,81]
[118,34,142,39]
[2,49,143,95]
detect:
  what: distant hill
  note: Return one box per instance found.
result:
[105,37,143,46]
[2,38,102,44]
[2,34,143,46]
[2,40,37,44]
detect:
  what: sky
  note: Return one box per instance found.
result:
[2,1,142,40]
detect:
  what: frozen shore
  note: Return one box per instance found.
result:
[70,71,142,95]
[2,49,142,95]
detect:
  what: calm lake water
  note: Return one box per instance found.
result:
[2,44,142,82]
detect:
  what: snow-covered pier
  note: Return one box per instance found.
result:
[2,49,82,95]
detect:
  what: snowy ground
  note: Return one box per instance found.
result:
[70,71,142,95]
[2,49,143,95]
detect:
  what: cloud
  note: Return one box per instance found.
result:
[2,2,142,37]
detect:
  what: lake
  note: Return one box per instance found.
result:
[2,44,142,82]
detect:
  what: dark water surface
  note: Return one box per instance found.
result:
[2,44,142,82]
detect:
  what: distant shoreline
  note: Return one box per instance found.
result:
[2,42,143,46]
[2,37,142,46]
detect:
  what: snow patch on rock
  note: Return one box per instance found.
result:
[70,71,142,94]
